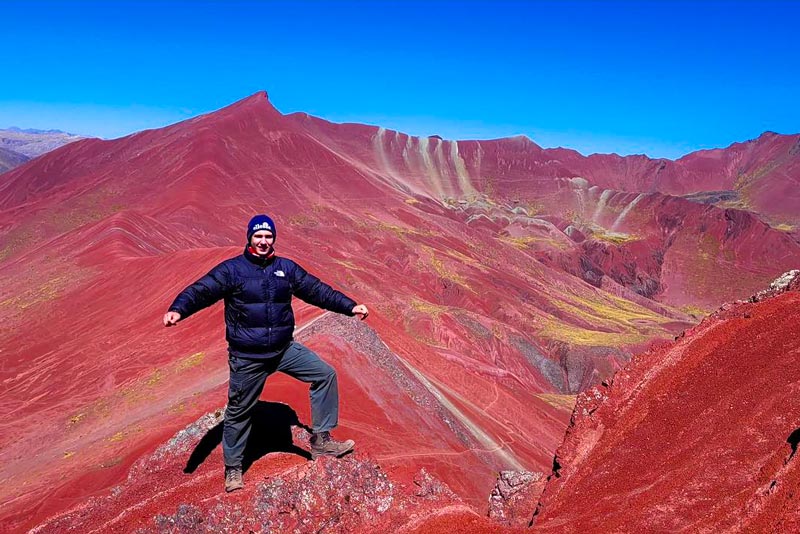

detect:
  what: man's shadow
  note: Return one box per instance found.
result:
[184,401,312,474]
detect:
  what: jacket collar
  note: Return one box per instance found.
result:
[243,245,276,266]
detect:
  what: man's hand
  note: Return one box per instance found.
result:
[163,311,181,327]
[352,304,369,321]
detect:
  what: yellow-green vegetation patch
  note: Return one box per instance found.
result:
[45,186,125,232]
[287,213,319,227]
[507,199,544,217]
[404,197,420,205]
[586,223,641,245]
[405,299,449,347]
[145,369,163,387]
[0,268,94,333]
[409,298,448,316]
[591,230,639,245]
[717,197,753,211]
[773,223,795,232]
[538,289,674,346]
[500,234,570,251]
[377,302,401,318]
[535,394,577,411]
[67,412,86,427]
[491,323,506,341]
[107,431,125,442]
[735,160,780,195]
[430,253,469,287]
[0,225,37,261]
[67,349,211,428]
[0,275,69,310]
[420,242,485,275]
[332,258,359,270]
[402,313,443,345]
[554,290,670,329]
[442,247,482,269]
[118,368,168,405]
[680,304,711,318]
[359,215,437,239]
[538,318,651,346]
[499,235,539,250]
[176,351,205,372]
[407,331,441,347]
[417,245,472,289]
[63,398,112,431]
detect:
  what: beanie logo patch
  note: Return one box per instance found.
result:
[252,222,273,232]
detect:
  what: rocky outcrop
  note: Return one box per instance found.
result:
[487,470,546,527]
[154,452,398,533]
[749,268,800,302]
[32,408,480,534]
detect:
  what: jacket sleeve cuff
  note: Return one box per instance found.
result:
[342,297,357,316]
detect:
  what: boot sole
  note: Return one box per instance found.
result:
[311,444,355,461]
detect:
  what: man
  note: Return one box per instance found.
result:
[163,214,368,492]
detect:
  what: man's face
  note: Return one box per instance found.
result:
[250,230,275,256]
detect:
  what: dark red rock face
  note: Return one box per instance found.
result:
[532,280,800,532]
[1,92,798,532]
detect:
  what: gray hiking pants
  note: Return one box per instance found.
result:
[223,341,339,468]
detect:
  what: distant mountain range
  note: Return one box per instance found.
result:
[0,127,84,173]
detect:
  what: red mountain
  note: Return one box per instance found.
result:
[1,92,798,532]
[531,271,800,531]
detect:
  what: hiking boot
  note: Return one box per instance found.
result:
[224,466,243,493]
[310,431,355,460]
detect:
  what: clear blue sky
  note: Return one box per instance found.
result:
[1,0,798,159]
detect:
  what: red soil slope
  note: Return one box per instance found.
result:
[29,316,534,534]
[532,272,800,532]
[1,92,798,532]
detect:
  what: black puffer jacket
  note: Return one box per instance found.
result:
[168,247,356,359]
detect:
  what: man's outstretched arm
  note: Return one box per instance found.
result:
[291,262,367,319]
[163,262,231,326]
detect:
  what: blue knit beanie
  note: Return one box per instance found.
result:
[247,214,276,242]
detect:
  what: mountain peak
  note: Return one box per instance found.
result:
[210,90,280,118]
[182,90,285,132]
[246,90,270,103]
